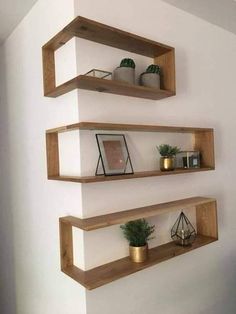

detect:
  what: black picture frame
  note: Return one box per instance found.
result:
[95,134,134,176]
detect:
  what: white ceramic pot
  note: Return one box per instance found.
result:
[113,67,135,84]
[140,72,160,89]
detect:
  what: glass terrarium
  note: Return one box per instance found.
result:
[176,151,200,169]
[84,69,112,79]
[171,211,197,246]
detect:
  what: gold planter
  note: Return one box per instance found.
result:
[160,156,175,171]
[129,244,148,263]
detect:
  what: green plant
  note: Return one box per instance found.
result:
[120,219,155,247]
[157,144,181,157]
[145,64,161,74]
[120,58,136,69]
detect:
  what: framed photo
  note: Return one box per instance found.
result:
[95,134,134,176]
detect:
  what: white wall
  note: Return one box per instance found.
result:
[1,0,236,314]
[0,42,16,314]
[73,0,236,313]
[0,0,87,313]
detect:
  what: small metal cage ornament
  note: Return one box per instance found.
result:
[171,211,197,246]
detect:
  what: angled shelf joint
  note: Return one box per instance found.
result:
[46,122,215,184]
[59,197,218,289]
[42,16,176,100]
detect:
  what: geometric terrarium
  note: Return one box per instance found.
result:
[171,211,197,246]
[84,68,112,80]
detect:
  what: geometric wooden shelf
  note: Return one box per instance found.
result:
[62,236,216,290]
[59,197,218,289]
[49,168,214,184]
[43,75,175,99]
[46,122,215,184]
[46,121,214,134]
[42,16,176,99]
[60,197,215,231]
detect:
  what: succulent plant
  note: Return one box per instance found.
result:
[145,64,161,74]
[157,144,181,157]
[120,58,136,69]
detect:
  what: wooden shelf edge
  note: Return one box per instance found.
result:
[62,235,217,290]
[48,167,215,184]
[43,16,174,54]
[46,120,214,134]
[60,197,216,231]
[44,75,176,99]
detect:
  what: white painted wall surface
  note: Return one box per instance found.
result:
[0,0,87,313]
[73,0,236,313]
[0,43,16,314]
[1,0,236,313]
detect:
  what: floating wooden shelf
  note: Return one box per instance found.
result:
[49,168,214,184]
[46,121,213,134]
[63,236,216,290]
[60,197,218,289]
[42,16,175,99]
[44,75,175,99]
[60,197,215,231]
[46,122,215,183]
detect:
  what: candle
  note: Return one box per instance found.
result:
[177,229,191,246]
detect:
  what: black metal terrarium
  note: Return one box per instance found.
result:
[171,211,197,246]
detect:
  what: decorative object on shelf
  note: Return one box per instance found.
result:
[113,58,136,84]
[157,144,181,171]
[84,69,112,80]
[171,212,197,246]
[120,219,155,263]
[95,134,134,176]
[140,64,161,88]
[176,151,200,169]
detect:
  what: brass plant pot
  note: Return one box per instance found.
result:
[129,244,148,263]
[160,156,175,171]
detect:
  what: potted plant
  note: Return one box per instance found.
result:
[113,58,135,84]
[140,64,161,88]
[157,144,181,171]
[120,219,155,263]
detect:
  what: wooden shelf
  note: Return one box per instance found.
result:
[49,168,214,184]
[43,16,173,55]
[46,121,213,134]
[62,235,217,290]
[60,198,218,289]
[60,197,215,231]
[44,75,175,99]
[44,16,217,291]
[42,16,175,99]
[46,122,215,183]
